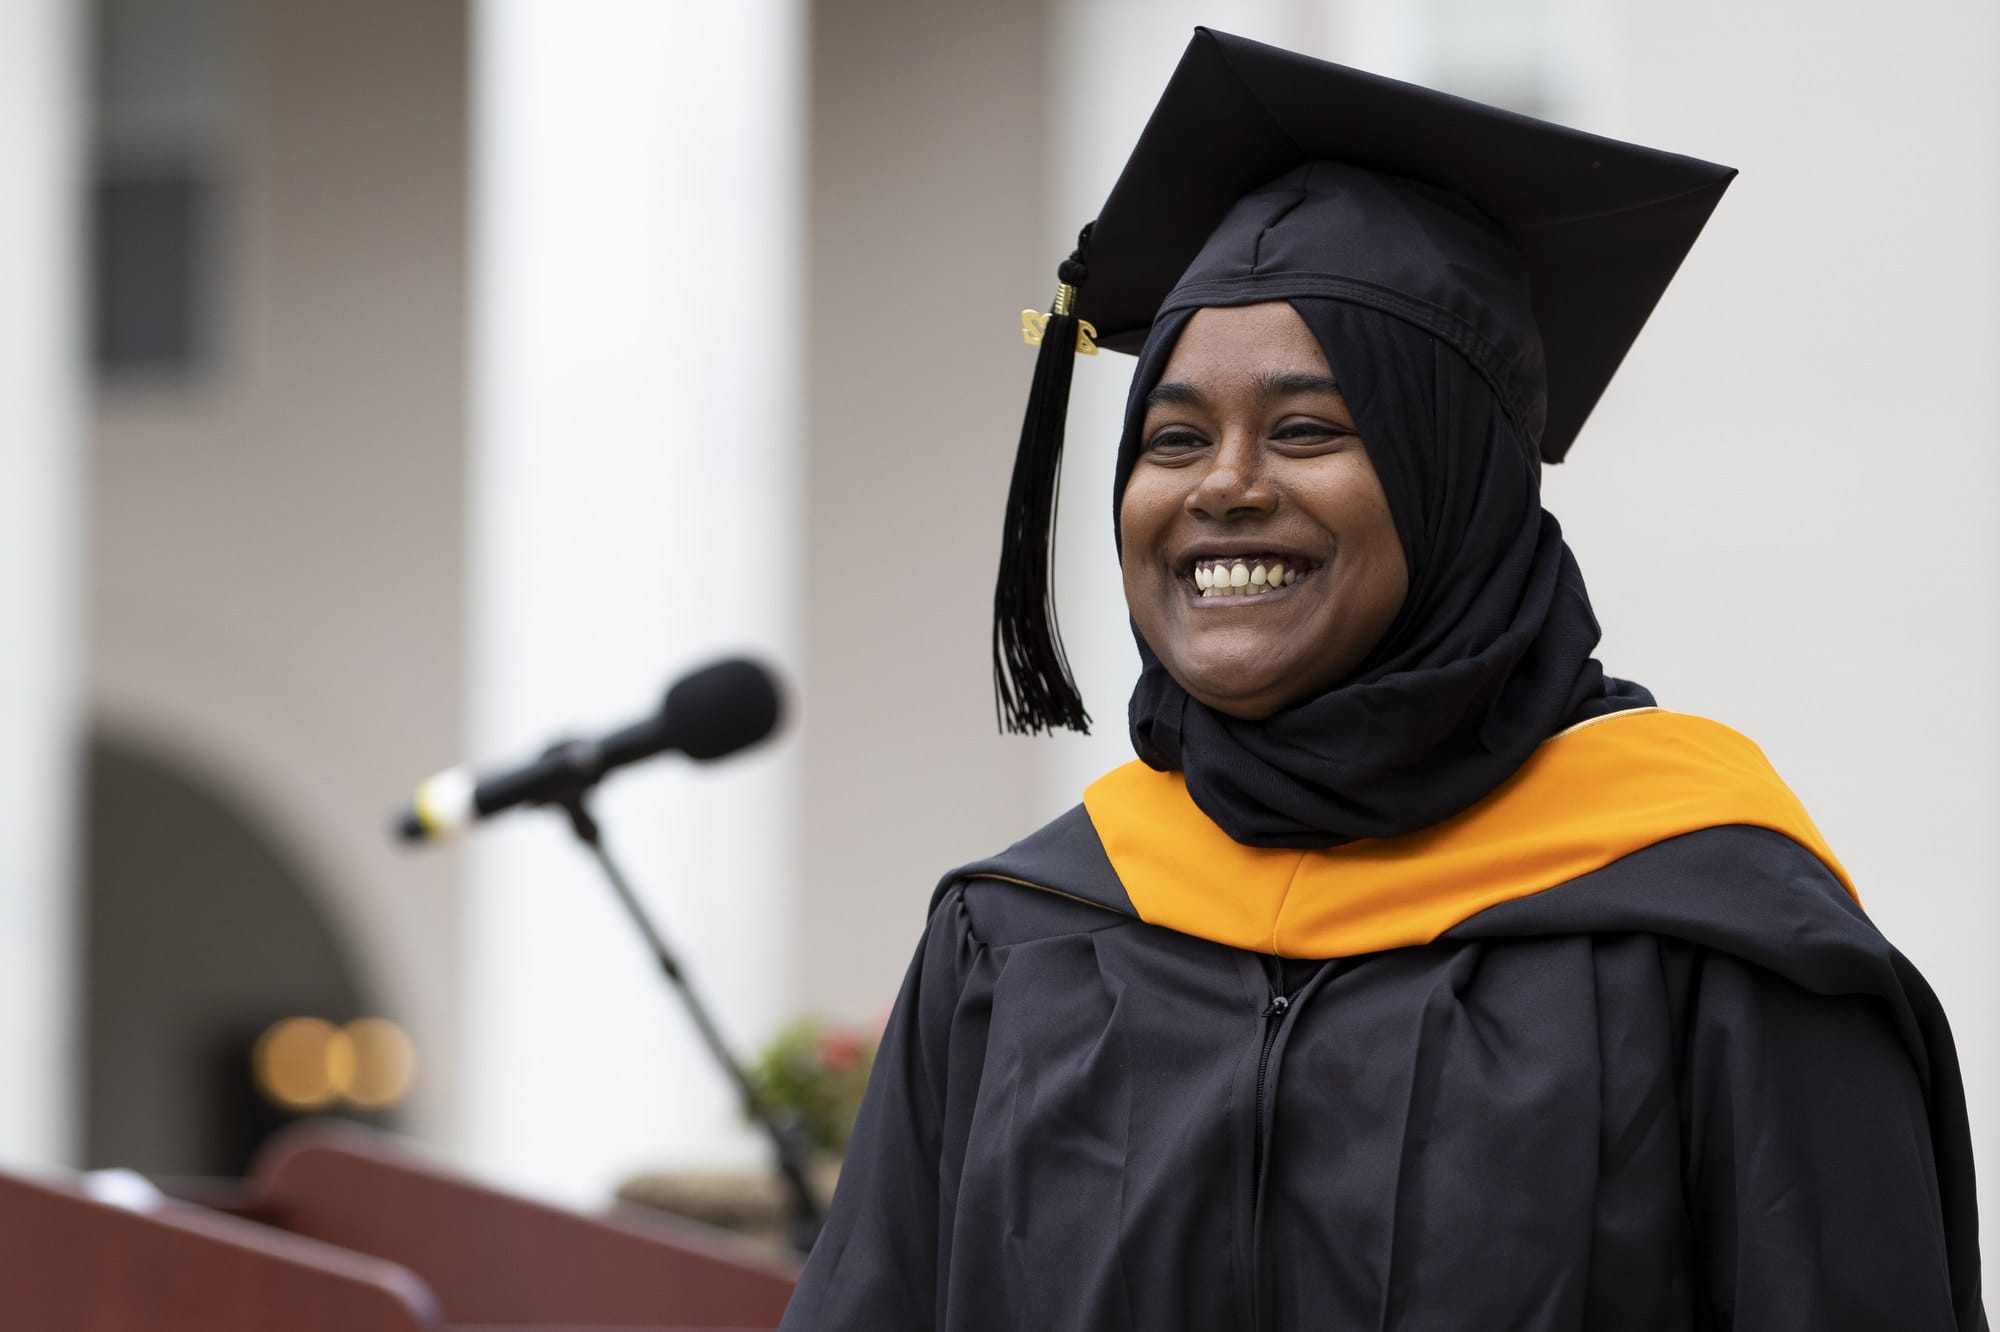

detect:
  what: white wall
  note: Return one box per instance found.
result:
[0,0,83,1169]
[463,0,806,1201]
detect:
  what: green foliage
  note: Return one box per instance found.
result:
[747,1018,876,1156]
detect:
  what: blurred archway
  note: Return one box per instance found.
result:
[83,731,396,1176]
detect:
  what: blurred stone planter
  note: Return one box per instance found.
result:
[617,1157,841,1246]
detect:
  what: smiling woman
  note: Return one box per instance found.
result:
[1119,303,1407,718]
[779,28,1987,1332]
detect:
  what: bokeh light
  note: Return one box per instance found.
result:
[251,1016,417,1112]
[251,1017,341,1111]
[340,1017,419,1110]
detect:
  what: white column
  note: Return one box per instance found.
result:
[0,0,82,1169]
[464,0,804,1202]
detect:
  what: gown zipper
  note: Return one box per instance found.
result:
[1250,986,1289,1193]
[1251,948,1300,1220]
[1249,961,1293,1332]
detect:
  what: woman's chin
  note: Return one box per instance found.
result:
[1166,632,1369,719]
[1174,663,1301,721]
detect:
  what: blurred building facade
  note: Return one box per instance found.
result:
[1,0,1994,1250]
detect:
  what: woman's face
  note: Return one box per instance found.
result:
[1120,302,1408,720]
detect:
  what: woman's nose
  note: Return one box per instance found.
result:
[1186,432,1277,520]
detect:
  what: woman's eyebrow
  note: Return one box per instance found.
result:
[1143,372,1346,413]
[1255,371,1345,400]
[1144,380,1207,411]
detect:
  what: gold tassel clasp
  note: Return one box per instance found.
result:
[1019,283,1099,355]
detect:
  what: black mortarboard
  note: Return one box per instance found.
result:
[992,27,1736,736]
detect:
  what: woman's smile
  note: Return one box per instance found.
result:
[1182,553,1317,600]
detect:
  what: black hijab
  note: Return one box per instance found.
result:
[1119,298,1650,849]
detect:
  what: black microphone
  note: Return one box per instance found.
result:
[393,657,782,843]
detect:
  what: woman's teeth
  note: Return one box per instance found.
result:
[1192,558,1303,598]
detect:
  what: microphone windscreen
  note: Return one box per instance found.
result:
[660,657,784,761]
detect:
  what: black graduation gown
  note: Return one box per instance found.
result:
[780,716,1985,1331]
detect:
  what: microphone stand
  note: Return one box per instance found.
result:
[549,789,825,1254]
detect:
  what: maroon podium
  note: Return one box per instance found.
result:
[0,1123,800,1330]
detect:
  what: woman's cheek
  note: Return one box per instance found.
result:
[1119,466,1184,548]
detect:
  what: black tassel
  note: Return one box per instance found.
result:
[993,230,1094,736]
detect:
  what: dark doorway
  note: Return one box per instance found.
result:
[83,732,393,1176]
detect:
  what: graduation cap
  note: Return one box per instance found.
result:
[993,27,1736,736]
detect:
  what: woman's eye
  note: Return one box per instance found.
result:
[1145,429,1207,453]
[1273,421,1353,442]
